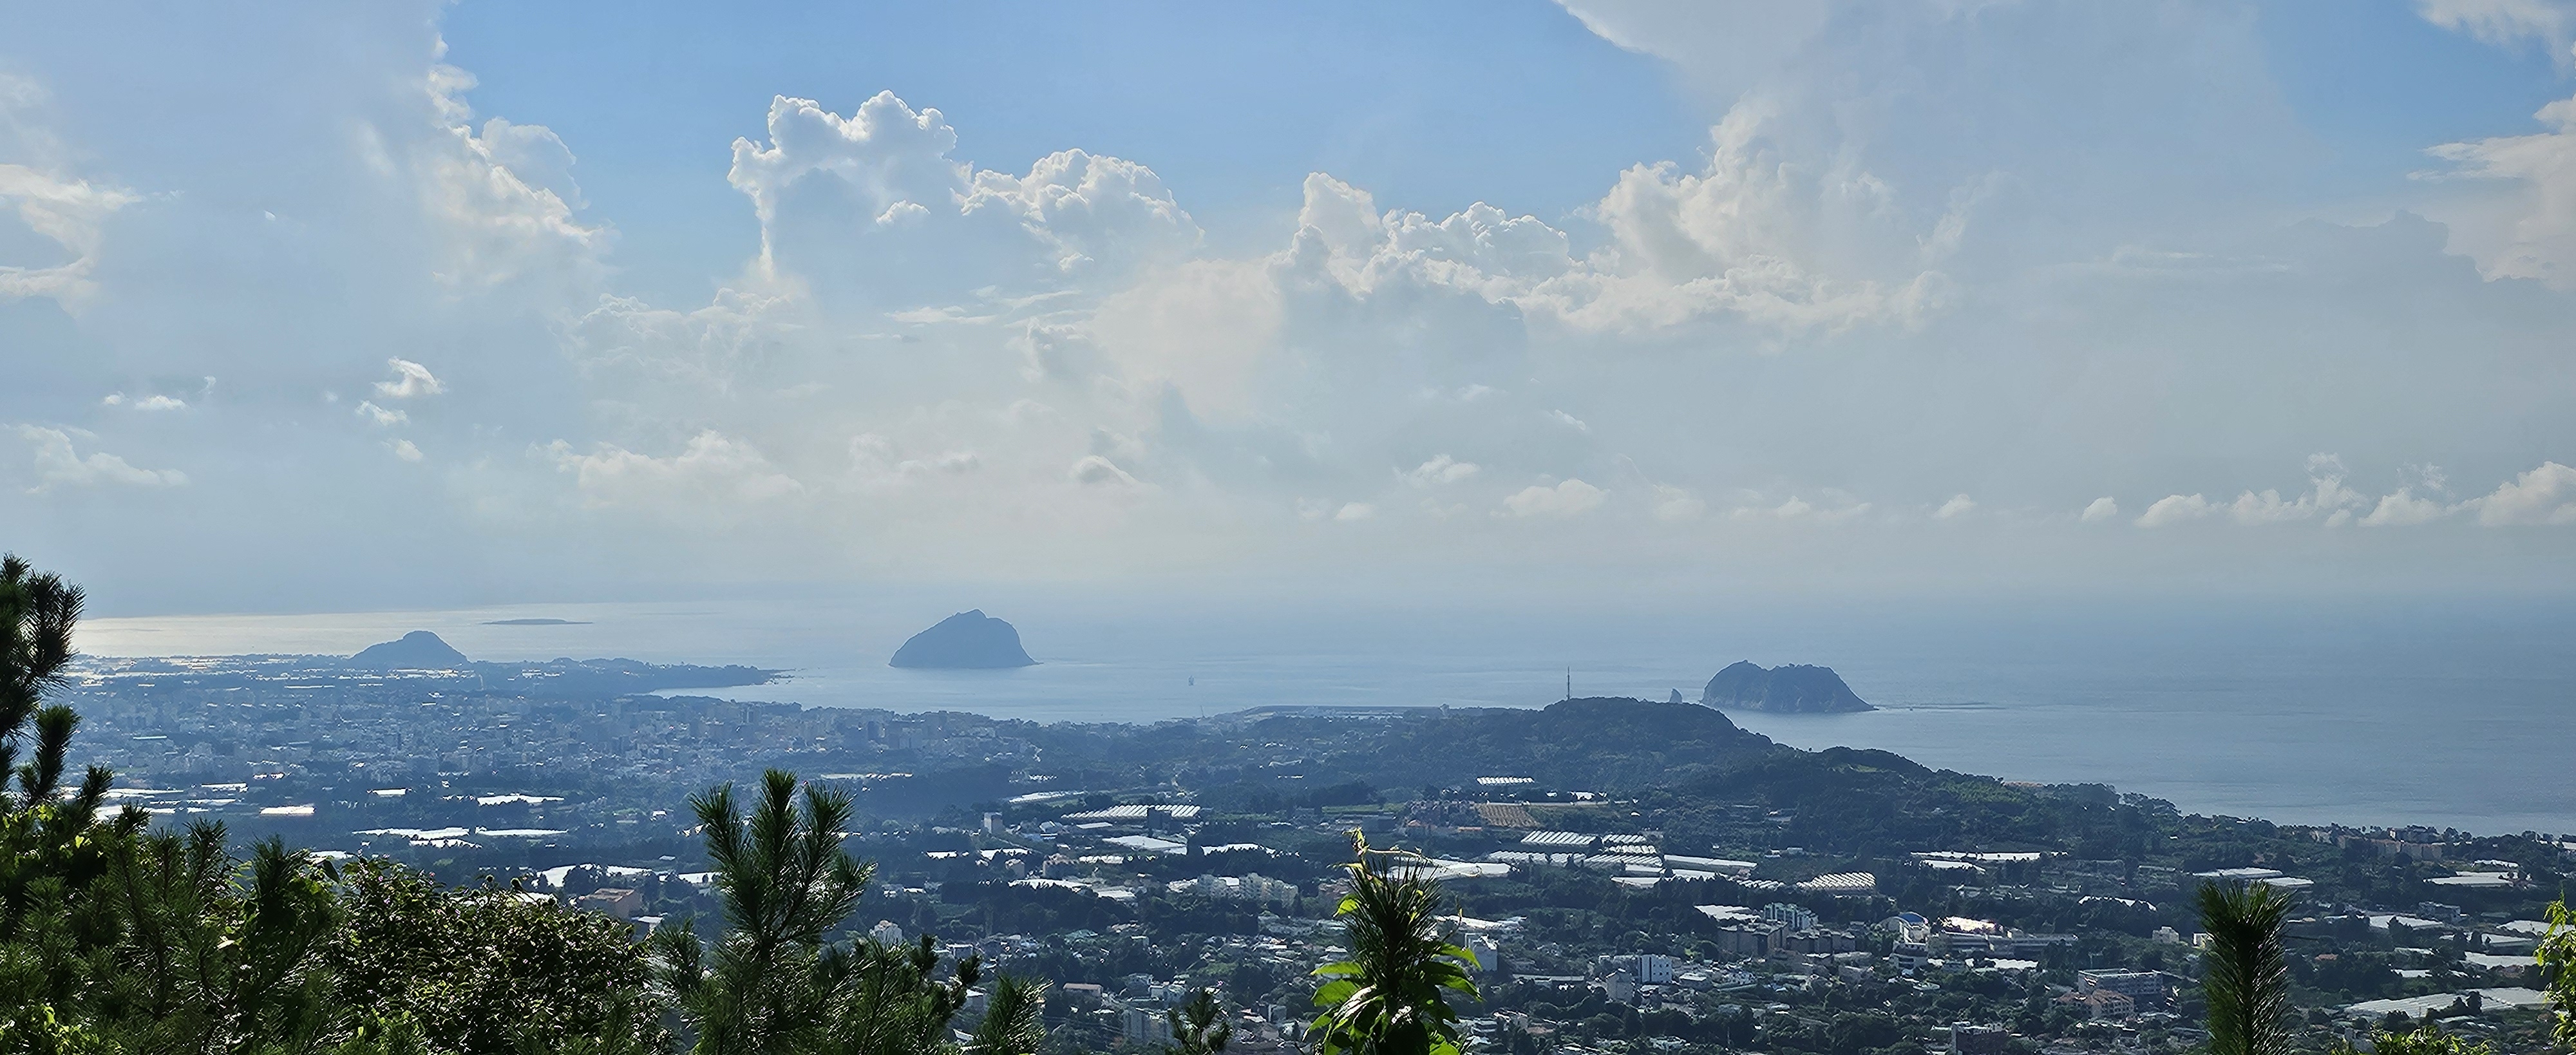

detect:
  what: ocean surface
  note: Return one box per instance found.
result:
[74,593,2576,837]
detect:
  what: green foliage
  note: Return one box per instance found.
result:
[1162,988,1230,1055]
[1309,833,1479,1055]
[327,860,665,1053]
[2342,1023,2496,1055]
[2539,898,2575,1050]
[0,555,667,1053]
[663,767,1045,1055]
[2199,880,2295,1055]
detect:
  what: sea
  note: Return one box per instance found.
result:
[73,591,2576,838]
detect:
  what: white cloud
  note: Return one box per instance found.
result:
[2466,461,2576,524]
[2219,455,2367,526]
[726,91,1197,309]
[1734,493,1871,525]
[2426,92,2576,287]
[2360,488,2453,527]
[355,401,408,426]
[16,424,185,490]
[1549,410,1591,433]
[1651,484,1707,522]
[1502,479,1607,518]
[1933,494,1976,520]
[1334,502,1376,522]
[375,358,445,399]
[1070,454,1141,488]
[0,163,139,306]
[547,430,805,508]
[415,64,609,295]
[2080,497,2119,523]
[2135,493,2213,528]
[2414,0,2576,57]
[102,393,187,412]
[1401,455,1480,488]
[388,439,424,462]
[1542,101,1950,334]
[849,433,981,487]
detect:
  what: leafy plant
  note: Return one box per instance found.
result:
[2199,880,2295,1055]
[1309,833,1479,1055]
[1164,987,1231,1055]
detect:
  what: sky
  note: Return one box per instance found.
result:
[7,0,2576,615]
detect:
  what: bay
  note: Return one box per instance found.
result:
[74,593,2576,836]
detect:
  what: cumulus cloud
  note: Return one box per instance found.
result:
[2145,455,2371,527]
[1933,494,1976,520]
[102,393,186,412]
[726,91,1197,309]
[1734,493,1870,525]
[16,425,185,490]
[413,63,610,295]
[1401,455,1479,488]
[1069,454,1141,488]
[355,401,408,426]
[2080,497,2120,523]
[2467,461,2576,524]
[849,433,981,487]
[374,358,445,399]
[547,430,805,508]
[2135,493,2213,528]
[2360,487,2453,527]
[1651,484,1707,522]
[388,439,424,463]
[2426,92,2576,286]
[1502,479,1607,517]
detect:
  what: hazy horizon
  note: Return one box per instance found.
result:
[9,1,2576,613]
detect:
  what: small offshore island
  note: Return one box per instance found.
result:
[889,609,1038,669]
[1702,660,1875,713]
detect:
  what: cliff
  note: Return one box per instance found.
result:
[1701,661,1874,713]
[889,610,1037,669]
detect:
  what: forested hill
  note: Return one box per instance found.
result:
[1023,696,1787,799]
[1018,698,2187,865]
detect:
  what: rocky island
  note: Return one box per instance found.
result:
[1701,660,1875,712]
[889,610,1037,669]
[350,630,470,669]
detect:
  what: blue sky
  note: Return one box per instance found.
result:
[7,1,2576,612]
[436,1,1707,303]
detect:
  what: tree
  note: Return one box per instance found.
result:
[965,973,1048,1055]
[2334,1022,2494,1055]
[2199,880,2295,1055]
[1309,833,1479,1055]
[663,767,1044,1055]
[666,768,874,1054]
[0,554,668,1052]
[327,859,664,1054]
[2539,898,2575,1050]
[1164,987,1231,1055]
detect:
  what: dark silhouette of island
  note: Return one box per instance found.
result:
[890,610,1037,669]
[350,631,469,669]
[333,629,775,695]
[483,618,590,625]
[1701,660,1874,713]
